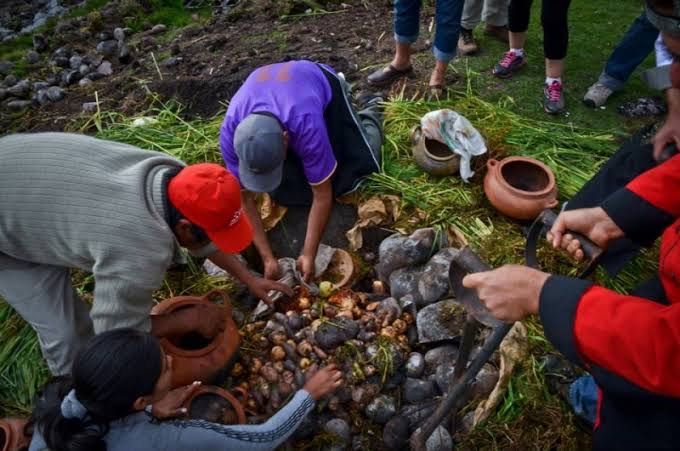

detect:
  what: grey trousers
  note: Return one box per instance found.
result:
[0,253,94,375]
[461,0,509,29]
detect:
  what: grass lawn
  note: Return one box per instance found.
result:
[0,0,666,449]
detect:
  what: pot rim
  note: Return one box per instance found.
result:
[412,125,458,163]
[0,420,11,451]
[184,385,247,424]
[151,296,227,358]
[490,156,557,199]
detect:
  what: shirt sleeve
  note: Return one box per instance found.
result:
[92,275,155,333]
[172,389,315,450]
[539,275,680,398]
[292,114,337,185]
[220,123,242,184]
[656,34,673,67]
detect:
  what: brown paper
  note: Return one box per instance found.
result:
[346,195,401,250]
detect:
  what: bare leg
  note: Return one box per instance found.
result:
[429,60,448,87]
[545,58,564,78]
[509,31,527,49]
[391,42,412,71]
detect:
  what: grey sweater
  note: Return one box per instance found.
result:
[0,133,185,333]
[28,390,316,451]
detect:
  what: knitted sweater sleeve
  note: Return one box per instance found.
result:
[91,275,155,333]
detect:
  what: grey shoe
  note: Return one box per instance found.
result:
[583,82,614,108]
[493,50,526,78]
[544,80,565,114]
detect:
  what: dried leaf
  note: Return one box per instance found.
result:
[345,195,403,251]
[255,193,287,231]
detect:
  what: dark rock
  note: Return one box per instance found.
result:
[383,416,410,450]
[96,40,118,57]
[113,27,126,42]
[293,414,321,440]
[170,42,181,55]
[418,248,459,305]
[82,101,98,113]
[87,71,106,81]
[389,266,424,305]
[324,418,351,444]
[314,317,359,351]
[32,34,47,52]
[434,363,456,393]
[118,42,131,62]
[7,80,30,98]
[25,50,40,64]
[403,377,436,404]
[98,31,112,41]
[33,81,49,91]
[376,228,442,282]
[399,402,438,429]
[69,55,82,70]
[0,88,6,100]
[79,64,91,76]
[376,297,401,325]
[149,24,167,34]
[4,74,18,87]
[183,23,202,37]
[0,61,14,76]
[424,345,459,375]
[384,367,407,390]
[52,56,69,68]
[141,36,156,48]
[425,426,453,451]
[365,395,396,424]
[406,352,425,378]
[46,86,65,102]
[459,411,476,435]
[351,383,380,407]
[470,364,499,401]
[62,70,82,86]
[416,299,466,344]
[53,46,72,58]
[96,61,113,76]
[6,99,32,111]
[79,78,93,87]
[162,57,180,67]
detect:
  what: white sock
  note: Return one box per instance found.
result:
[545,76,562,85]
[510,48,524,56]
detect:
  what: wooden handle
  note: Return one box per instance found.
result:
[538,209,603,262]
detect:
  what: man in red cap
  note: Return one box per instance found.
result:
[0,133,291,376]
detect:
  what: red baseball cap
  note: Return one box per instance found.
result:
[168,163,253,253]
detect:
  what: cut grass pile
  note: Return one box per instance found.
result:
[0,87,659,447]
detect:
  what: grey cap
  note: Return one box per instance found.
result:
[234,113,286,193]
[646,0,680,36]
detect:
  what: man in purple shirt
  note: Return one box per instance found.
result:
[220,60,383,281]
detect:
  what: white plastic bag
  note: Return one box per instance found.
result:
[420,109,487,182]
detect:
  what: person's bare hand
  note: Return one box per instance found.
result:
[462,265,550,322]
[247,277,294,305]
[303,364,343,400]
[653,113,680,161]
[546,207,623,261]
[263,257,281,280]
[151,381,202,419]
[297,254,315,282]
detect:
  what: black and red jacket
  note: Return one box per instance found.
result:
[539,155,680,449]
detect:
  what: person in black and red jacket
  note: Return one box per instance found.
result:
[463,155,680,448]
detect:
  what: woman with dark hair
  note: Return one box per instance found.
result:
[27,329,343,451]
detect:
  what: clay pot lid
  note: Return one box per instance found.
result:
[151,291,237,359]
[488,156,556,198]
[323,249,354,289]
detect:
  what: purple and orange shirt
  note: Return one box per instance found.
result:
[219,60,338,186]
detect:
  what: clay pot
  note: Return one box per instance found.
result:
[322,249,354,290]
[184,385,248,425]
[151,290,240,388]
[483,157,558,220]
[0,418,29,451]
[411,126,460,176]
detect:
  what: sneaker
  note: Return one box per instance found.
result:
[544,80,565,114]
[493,50,526,78]
[457,28,479,56]
[583,82,613,108]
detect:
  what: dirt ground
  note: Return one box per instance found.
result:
[2,0,452,132]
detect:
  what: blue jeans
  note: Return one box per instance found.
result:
[394,0,464,63]
[569,375,598,425]
[598,11,658,91]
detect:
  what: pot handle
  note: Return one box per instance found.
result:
[546,198,559,209]
[410,125,422,145]
[231,386,249,407]
[486,158,499,169]
[201,290,232,315]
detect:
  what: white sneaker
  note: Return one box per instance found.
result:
[583,82,614,108]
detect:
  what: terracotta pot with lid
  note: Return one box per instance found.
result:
[411,126,460,176]
[483,156,558,220]
[0,418,29,451]
[183,385,248,425]
[151,290,240,388]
